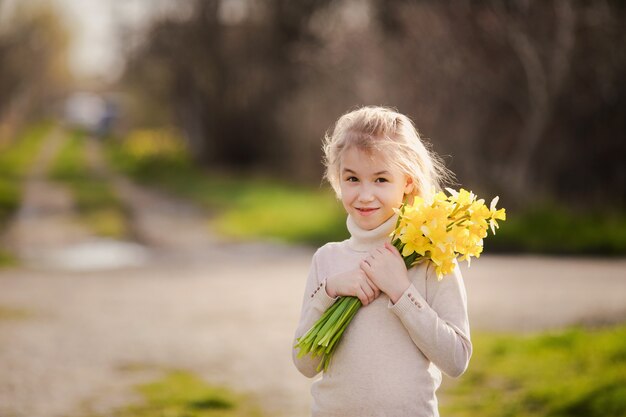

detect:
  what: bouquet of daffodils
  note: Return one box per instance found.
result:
[295,188,506,372]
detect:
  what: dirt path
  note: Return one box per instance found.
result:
[3,127,94,257]
[0,130,625,417]
[85,139,220,250]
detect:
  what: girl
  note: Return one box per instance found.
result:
[292,106,472,417]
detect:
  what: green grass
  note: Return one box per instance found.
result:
[210,183,347,245]
[0,121,52,265]
[490,203,626,255]
[112,370,265,417]
[49,131,129,238]
[440,324,626,417]
[0,122,51,226]
[0,249,18,267]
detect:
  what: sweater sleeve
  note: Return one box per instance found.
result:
[388,261,472,377]
[292,248,338,378]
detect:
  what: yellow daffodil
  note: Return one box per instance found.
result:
[391,187,505,278]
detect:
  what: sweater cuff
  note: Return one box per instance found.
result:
[388,284,427,316]
[309,279,338,312]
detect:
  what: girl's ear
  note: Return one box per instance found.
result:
[404,176,415,195]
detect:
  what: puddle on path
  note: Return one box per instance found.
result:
[22,238,151,271]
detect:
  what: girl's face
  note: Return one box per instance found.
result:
[339,146,413,231]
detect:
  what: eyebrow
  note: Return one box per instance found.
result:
[342,168,390,176]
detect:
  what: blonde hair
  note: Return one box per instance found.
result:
[322,106,453,200]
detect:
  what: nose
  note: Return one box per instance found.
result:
[357,183,375,202]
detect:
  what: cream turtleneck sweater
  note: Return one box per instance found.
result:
[292,213,472,417]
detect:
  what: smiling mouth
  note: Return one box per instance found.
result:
[356,207,378,213]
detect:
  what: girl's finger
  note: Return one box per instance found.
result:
[365,275,377,290]
[357,288,369,306]
[361,282,375,303]
[366,277,380,298]
[385,241,402,258]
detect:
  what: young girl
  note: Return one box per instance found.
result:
[292,106,472,417]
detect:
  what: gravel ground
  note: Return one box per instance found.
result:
[1,254,625,417]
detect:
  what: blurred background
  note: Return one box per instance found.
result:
[0,1,625,417]
[1,0,625,252]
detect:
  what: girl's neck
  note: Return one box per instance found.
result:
[346,213,399,253]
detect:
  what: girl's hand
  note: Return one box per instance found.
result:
[325,268,381,306]
[360,242,411,304]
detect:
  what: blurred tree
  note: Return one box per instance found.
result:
[121,0,625,210]
[123,0,334,173]
[369,0,625,209]
[0,3,70,145]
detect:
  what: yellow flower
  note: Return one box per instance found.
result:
[450,227,470,252]
[431,245,456,279]
[421,223,449,252]
[492,208,506,220]
[446,188,475,206]
[400,223,431,256]
[435,259,456,279]
[433,191,449,204]
[488,196,506,234]
[391,188,506,279]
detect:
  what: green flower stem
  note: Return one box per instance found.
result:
[391,238,424,268]
[325,300,360,352]
[294,295,364,372]
[317,298,361,371]
[319,298,360,346]
[448,203,470,219]
[296,302,341,357]
[314,299,352,345]
[446,214,471,231]
[296,296,354,356]
[405,252,419,268]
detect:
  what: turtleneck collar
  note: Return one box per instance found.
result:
[346,212,399,252]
